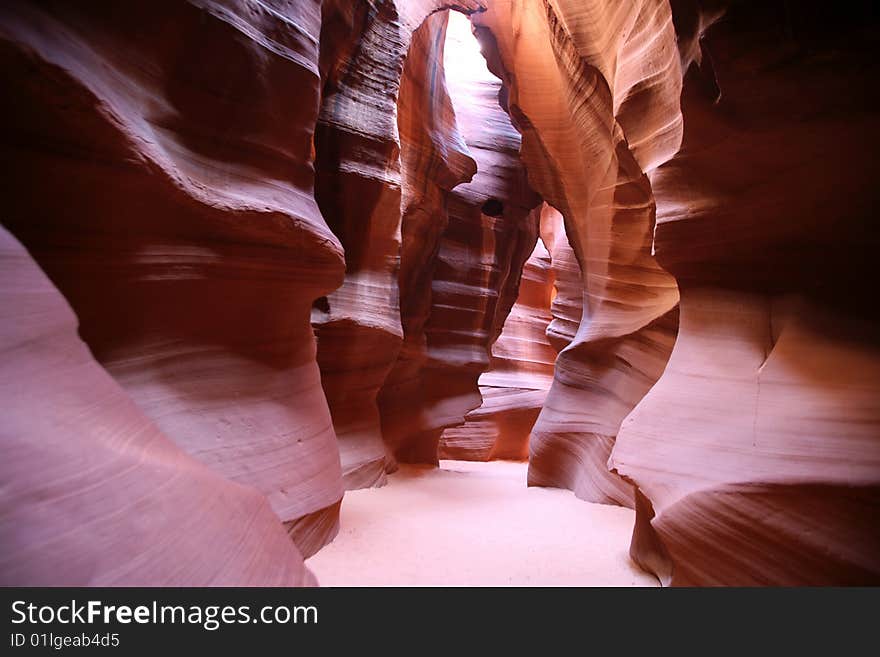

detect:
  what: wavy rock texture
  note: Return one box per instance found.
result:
[473,0,683,505]
[612,2,880,584]
[4,0,879,588]
[312,1,486,489]
[0,226,314,586]
[376,10,476,468]
[439,205,564,461]
[0,0,345,562]
[378,10,542,465]
[540,204,582,352]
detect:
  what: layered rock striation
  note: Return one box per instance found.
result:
[473,0,683,506]
[612,1,880,584]
[2,0,878,587]
[378,10,541,465]
[312,1,485,488]
[0,0,345,579]
[439,204,563,461]
[0,225,315,586]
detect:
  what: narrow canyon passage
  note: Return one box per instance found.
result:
[307,461,655,586]
[309,12,592,585]
[1,1,878,589]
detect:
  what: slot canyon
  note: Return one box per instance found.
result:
[1,0,878,586]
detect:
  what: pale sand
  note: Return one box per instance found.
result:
[306,460,658,586]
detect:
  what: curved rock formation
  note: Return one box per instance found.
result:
[3,0,879,588]
[611,1,880,584]
[378,10,541,465]
[439,204,562,461]
[312,1,485,489]
[0,0,344,562]
[472,0,683,505]
[541,204,582,352]
[0,226,313,586]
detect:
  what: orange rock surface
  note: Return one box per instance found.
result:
[2,0,878,586]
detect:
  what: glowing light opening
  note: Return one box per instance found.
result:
[443,11,491,85]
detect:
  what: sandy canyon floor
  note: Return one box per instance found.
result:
[307,460,657,586]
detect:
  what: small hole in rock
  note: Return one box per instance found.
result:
[313,296,330,313]
[481,198,504,217]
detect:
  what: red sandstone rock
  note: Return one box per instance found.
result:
[313,2,484,489]
[2,0,879,588]
[0,227,313,586]
[540,205,582,352]
[439,204,563,461]
[612,2,880,584]
[378,10,541,465]
[0,0,344,559]
[474,0,682,506]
